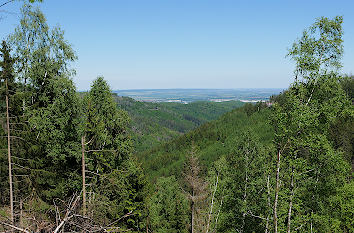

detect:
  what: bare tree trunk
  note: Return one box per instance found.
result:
[287,166,295,233]
[53,194,80,233]
[184,146,208,233]
[81,135,86,216]
[20,199,23,229]
[146,216,149,233]
[265,174,271,233]
[191,190,194,233]
[273,151,281,233]
[213,194,223,233]
[206,173,219,233]
[241,147,250,233]
[6,79,14,226]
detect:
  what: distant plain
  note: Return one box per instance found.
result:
[115,88,283,103]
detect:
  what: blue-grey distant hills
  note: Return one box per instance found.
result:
[114,88,283,103]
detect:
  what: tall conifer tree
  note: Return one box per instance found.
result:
[8,4,81,203]
[82,77,147,230]
[0,40,16,225]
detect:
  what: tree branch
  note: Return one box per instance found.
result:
[0,221,30,233]
[0,0,14,8]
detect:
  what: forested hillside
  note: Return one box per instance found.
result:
[140,16,354,233]
[139,102,271,180]
[115,96,244,152]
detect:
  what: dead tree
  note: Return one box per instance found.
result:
[273,150,281,233]
[206,172,218,233]
[81,135,87,216]
[6,78,14,226]
[183,145,208,233]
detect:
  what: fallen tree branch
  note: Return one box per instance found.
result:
[53,193,81,233]
[0,221,30,233]
[53,215,74,233]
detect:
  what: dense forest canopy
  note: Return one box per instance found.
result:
[0,3,353,233]
[115,96,244,152]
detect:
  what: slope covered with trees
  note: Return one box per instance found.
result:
[115,96,244,152]
[139,102,272,181]
[141,16,354,233]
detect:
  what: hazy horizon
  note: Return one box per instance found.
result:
[79,87,285,92]
[112,88,283,103]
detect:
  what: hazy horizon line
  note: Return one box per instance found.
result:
[78,87,286,92]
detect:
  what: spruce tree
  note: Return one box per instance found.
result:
[8,4,81,204]
[148,176,189,233]
[0,40,16,225]
[82,77,147,230]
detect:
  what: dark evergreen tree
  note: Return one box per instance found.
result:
[83,77,131,173]
[8,4,81,205]
[0,40,16,224]
[82,76,148,231]
[148,176,189,233]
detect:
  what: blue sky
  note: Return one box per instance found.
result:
[1,0,354,90]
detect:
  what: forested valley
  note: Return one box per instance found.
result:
[115,96,244,152]
[1,3,353,233]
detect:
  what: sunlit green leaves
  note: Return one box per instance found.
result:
[287,16,343,80]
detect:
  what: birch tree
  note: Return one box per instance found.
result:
[271,16,352,232]
[217,131,271,233]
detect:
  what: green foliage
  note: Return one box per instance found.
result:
[9,5,77,85]
[0,40,16,205]
[340,75,354,101]
[84,77,132,172]
[287,16,343,79]
[1,4,353,232]
[5,4,82,202]
[270,15,353,232]
[92,158,149,231]
[147,176,189,233]
[328,113,354,166]
[81,77,148,231]
[140,104,273,181]
[327,181,354,232]
[25,76,82,201]
[116,96,244,152]
[140,15,353,233]
[217,131,272,232]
